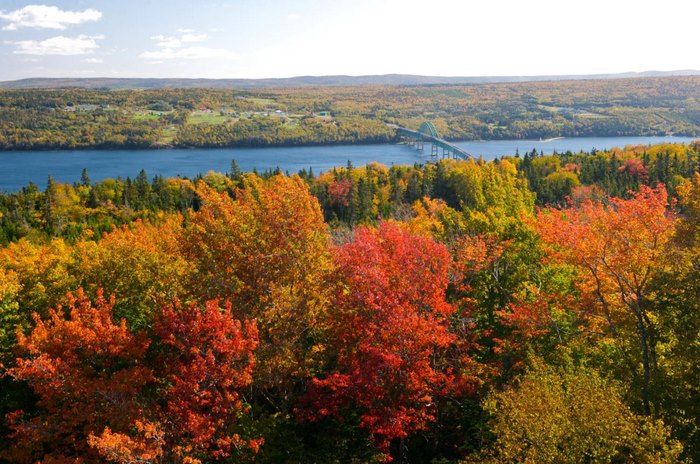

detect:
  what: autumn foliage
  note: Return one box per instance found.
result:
[5,290,259,463]
[535,184,676,413]
[299,222,456,458]
[181,176,332,393]
[5,289,152,463]
[0,161,696,462]
[153,300,260,460]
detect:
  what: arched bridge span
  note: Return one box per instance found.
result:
[395,122,474,161]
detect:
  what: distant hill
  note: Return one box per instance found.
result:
[1,70,700,89]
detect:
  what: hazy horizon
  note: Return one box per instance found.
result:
[3,69,700,82]
[1,0,699,82]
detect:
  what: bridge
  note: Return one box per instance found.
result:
[394,122,474,161]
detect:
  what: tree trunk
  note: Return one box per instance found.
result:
[634,304,652,416]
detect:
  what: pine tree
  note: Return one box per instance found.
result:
[80,168,91,187]
[229,159,242,181]
[44,176,57,234]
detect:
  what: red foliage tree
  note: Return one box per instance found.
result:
[153,300,261,460]
[328,178,353,207]
[5,292,260,463]
[300,222,456,460]
[619,157,649,183]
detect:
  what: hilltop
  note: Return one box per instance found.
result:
[1,70,699,89]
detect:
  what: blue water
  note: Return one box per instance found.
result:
[0,136,696,192]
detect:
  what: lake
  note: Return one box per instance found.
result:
[0,136,696,192]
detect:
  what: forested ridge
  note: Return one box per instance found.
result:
[1,75,699,150]
[0,140,698,462]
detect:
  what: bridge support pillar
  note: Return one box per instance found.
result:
[431,143,438,160]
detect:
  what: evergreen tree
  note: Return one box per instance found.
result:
[44,176,56,234]
[406,173,421,203]
[80,168,91,187]
[134,170,152,210]
[229,159,242,181]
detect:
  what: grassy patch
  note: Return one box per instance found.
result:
[577,112,611,119]
[282,118,301,128]
[188,111,230,125]
[159,126,178,144]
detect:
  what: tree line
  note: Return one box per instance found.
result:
[4,141,698,244]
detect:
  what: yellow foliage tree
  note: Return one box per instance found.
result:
[471,362,684,463]
[180,174,334,395]
[74,215,191,329]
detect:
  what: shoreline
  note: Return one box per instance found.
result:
[1,134,697,153]
[1,135,698,193]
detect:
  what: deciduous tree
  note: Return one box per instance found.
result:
[473,362,683,463]
[181,175,333,396]
[5,291,260,463]
[151,299,261,461]
[300,222,457,460]
[5,289,152,463]
[536,185,676,414]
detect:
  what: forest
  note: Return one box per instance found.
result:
[0,140,698,463]
[1,76,699,150]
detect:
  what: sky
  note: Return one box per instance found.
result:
[0,0,699,81]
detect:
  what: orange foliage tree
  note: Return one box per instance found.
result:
[151,299,260,460]
[5,289,152,463]
[536,184,676,414]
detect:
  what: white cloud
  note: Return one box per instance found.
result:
[0,5,101,31]
[142,30,233,61]
[157,37,181,48]
[148,32,205,48]
[8,35,103,55]
[84,57,103,63]
[140,46,237,60]
[181,33,207,43]
[287,13,300,21]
